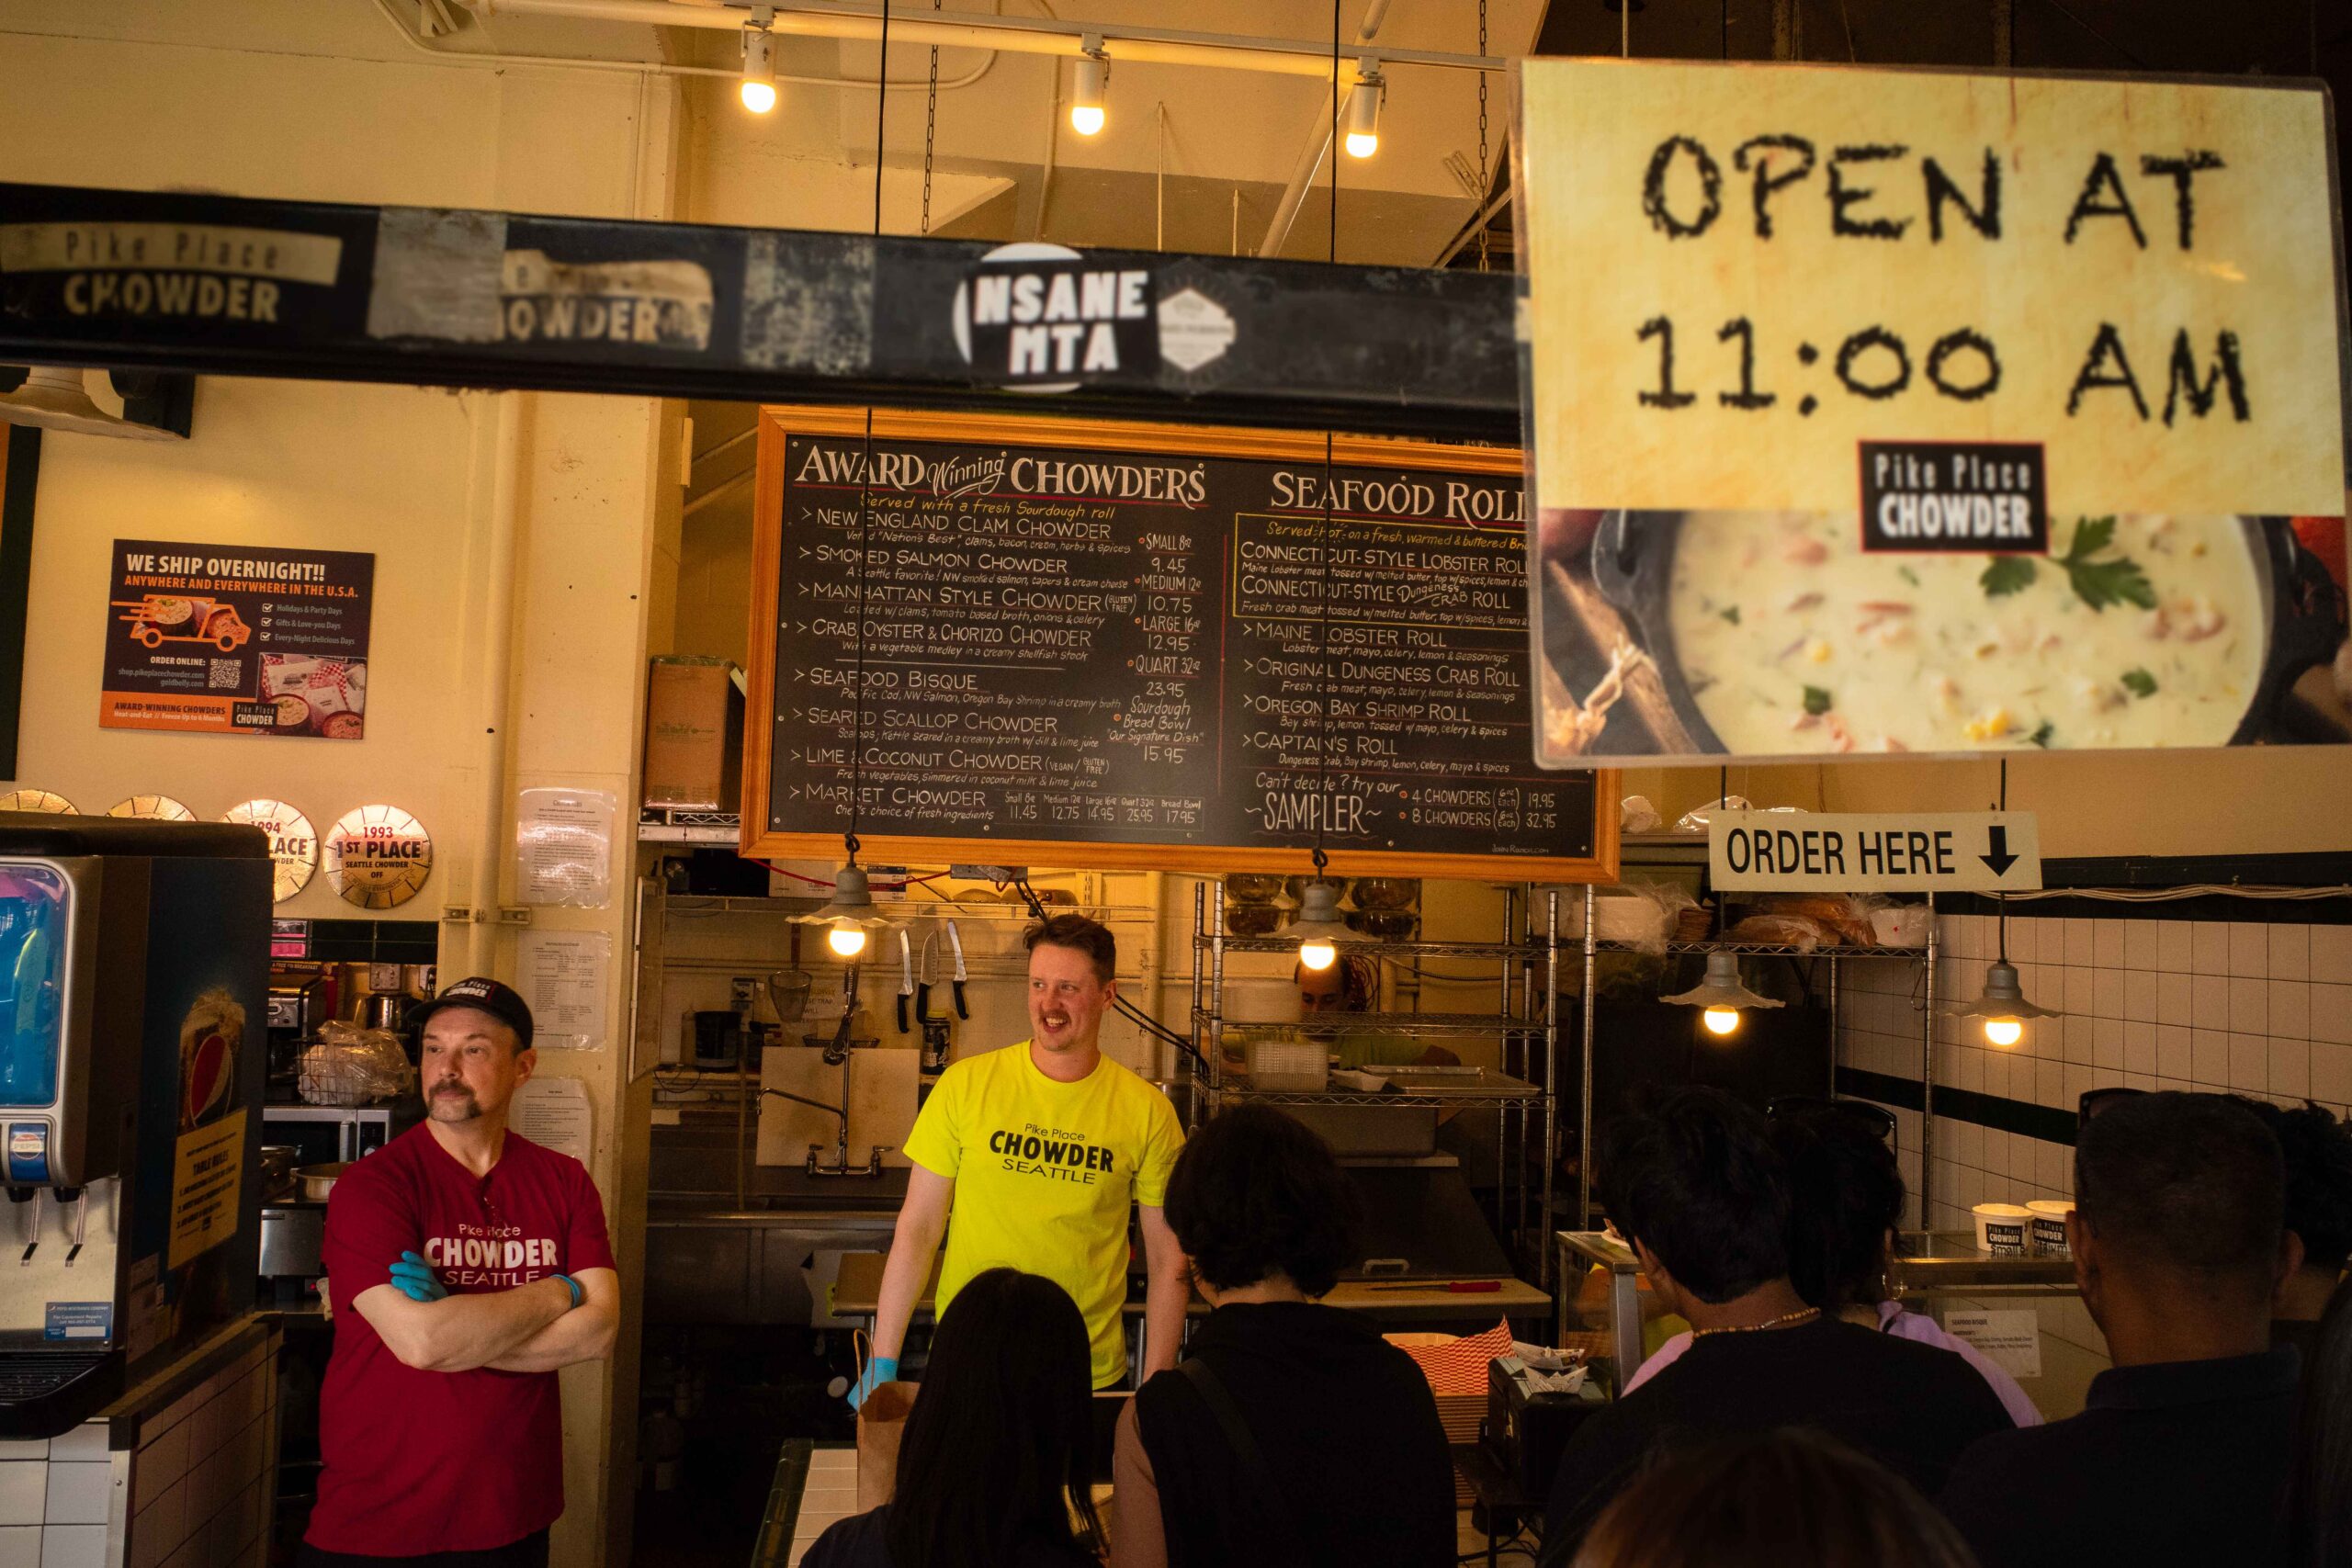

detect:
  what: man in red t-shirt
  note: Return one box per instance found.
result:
[300,977,620,1568]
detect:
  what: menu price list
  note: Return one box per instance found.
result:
[773,441,1219,840]
[766,435,1598,863]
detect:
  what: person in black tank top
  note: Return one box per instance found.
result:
[1111,1106,1456,1568]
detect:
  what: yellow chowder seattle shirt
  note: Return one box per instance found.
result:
[902,1041,1183,1387]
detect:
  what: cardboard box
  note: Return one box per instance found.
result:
[642,657,741,812]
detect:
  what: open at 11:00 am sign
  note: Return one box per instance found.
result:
[1514,62,2350,766]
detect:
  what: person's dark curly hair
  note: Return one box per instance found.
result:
[1774,1106,1906,1314]
[1597,1086,1791,1305]
[1165,1104,1363,1296]
[2235,1099,2352,1275]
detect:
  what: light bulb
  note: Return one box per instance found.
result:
[1298,939,1338,973]
[827,923,868,959]
[1070,49,1107,136]
[1984,1015,2023,1048]
[1342,68,1381,160]
[1702,1006,1741,1036]
[741,26,777,114]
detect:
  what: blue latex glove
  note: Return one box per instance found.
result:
[390,1250,447,1303]
[847,1357,899,1410]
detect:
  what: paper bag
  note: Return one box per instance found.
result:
[855,1382,919,1511]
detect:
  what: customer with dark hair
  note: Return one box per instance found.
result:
[2236,1099,2352,1361]
[1617,1100,2040,1427]
[804,1268,1102,1568]
[1539,1088,2009,1566]
[1111,1104,1454,1568]
[1571,1429,1981,1568]
[2286,1283,2352,1568]
[1942,1092,2299,1568]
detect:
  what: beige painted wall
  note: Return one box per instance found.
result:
[0,10,683,1563]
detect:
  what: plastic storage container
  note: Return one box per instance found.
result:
[1245,1037,1329,1092]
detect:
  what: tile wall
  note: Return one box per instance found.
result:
[1833,911,2351,1397]
[1838,913,2352,1233]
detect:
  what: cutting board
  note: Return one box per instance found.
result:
[757,1046,919,1168]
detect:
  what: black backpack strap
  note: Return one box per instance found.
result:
[1177,1357,1307,1563]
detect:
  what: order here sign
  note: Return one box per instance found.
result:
[1708,811,2041,892]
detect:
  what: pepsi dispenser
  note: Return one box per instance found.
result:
[0,816,269,1437]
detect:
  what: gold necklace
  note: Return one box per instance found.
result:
[1690,1306,1821,1338]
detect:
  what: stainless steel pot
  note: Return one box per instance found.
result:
[295,1162,348,1201]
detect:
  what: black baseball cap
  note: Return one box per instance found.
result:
[409,976,535,1050]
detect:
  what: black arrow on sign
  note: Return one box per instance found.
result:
[1981,825,2018,877]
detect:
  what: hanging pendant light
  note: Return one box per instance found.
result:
[1950,960,2060,1048]
[1289,880,1353,973]
[1664,951,1783,1037]
[1947,886,2057,1048]
[792,864,893,959]
[0,367,179,441]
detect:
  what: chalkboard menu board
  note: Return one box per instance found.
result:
[742,408,1616,880]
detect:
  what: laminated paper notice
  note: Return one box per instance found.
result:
[518,931,609,1050]
[510,1077,594,1164]
[168,1108,246,1269]
[1514,62,2351,766]
[514,788,616,908]
[1941,1307,2043,1379]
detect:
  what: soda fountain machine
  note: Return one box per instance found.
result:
[0,815,270,1437]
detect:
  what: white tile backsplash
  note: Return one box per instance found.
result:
[39,1464,107,1529]
[2271,926,2311,982]
[2315,927,2352,987]
[1840,914,2352,1223]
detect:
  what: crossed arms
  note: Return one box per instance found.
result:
[352,1268,620,1374]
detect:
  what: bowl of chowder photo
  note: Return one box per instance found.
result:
[1581,510,2346,759]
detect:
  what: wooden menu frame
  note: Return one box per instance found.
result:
[741,405,1620,882]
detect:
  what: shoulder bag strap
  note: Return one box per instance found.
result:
[1177,1357,1308,1563]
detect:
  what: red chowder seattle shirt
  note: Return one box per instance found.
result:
[308,1123,616,1556]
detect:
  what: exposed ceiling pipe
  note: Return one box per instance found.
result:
[1256,0,1395,259]
[469,0,1499,78]
[378,0,1001,88]
[1431,181,1512,268]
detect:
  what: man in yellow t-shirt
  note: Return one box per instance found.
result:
[852,914,1187,1400]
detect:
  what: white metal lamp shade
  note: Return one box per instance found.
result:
[789,864,896,958]
[1664,951,1781,1038]
[0,367,178,440]
[1662,951,1783,1010]
[1289,879,1353,971]
[1948,960,2060,1046]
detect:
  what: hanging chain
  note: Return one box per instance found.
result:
[847,3,898,863]
[920,0,940,235]
[1476,0,1489,270]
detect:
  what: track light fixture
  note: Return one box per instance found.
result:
[1070,37,1109,136]
[1344,59,1384,158]
[741,17,778,114]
